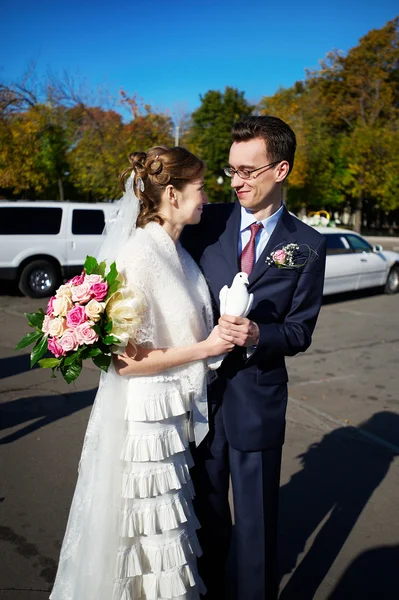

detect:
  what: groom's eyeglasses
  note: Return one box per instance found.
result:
[224,161,281,180]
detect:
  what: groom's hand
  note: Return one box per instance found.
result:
[218,315,260,347]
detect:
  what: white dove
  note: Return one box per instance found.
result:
[207,272,254,370]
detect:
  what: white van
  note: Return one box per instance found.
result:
[0,201,116,297]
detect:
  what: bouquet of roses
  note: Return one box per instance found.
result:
[15,256,144,383]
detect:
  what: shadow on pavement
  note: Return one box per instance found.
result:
[322,287,383,306]
[328,543,399,599]
[0,352,31,379]
[0,388,96,444]
[0,279,22,296]
[278,411,399,599]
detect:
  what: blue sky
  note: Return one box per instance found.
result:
[2,0,398,117]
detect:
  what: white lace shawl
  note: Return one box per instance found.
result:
[50,222,213,600]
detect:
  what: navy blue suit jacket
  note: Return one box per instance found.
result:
[181,203,326,452]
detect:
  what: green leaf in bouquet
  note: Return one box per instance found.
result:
[107,279,121,298]
[84,255,98,275]
[82,346,102,359]
[104,318,113,333]
[64,351,81,367]
[105,261,118,286]
[30,335,49,368]
[92,353,112,372]
[25,309,45,329]
[61,360,83,384]
[15,330,43,351]
[92,260,106,278]
[103,335,121,345]
[38,357,62,369]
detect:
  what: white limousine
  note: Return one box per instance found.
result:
[317,227,399,295]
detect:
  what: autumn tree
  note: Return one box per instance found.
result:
[307,17,399,230]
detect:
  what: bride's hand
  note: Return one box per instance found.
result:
[203,326,235,357]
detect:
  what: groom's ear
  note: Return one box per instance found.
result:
[275,161,290,183]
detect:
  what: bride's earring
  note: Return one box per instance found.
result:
[137,177,145,193]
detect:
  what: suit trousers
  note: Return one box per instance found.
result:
[192,400,282,600]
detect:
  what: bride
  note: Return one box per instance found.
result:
[50,146,233,600]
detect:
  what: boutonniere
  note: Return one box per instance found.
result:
[266,243,318,269]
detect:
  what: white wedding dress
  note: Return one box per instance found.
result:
[50,222,214,600]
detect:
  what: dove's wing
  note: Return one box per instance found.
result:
[219,285,229,315]
[242,293,254,318]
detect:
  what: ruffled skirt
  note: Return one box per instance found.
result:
[50,373,204,600]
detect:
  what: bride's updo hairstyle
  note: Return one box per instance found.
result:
[119,146,205,228]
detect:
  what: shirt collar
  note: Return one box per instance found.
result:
[240,203,284,233]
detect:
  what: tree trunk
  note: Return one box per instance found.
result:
[353,193,362,233]
[58,177,64,202]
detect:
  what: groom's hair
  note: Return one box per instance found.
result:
[232,116,296,174]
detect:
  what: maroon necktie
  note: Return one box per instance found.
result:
[240,222,264,275]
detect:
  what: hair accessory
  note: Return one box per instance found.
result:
[136,177,145,193]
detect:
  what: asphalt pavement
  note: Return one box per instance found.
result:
[0,286,398,600]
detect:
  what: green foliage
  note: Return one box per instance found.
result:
[259,18,399,226]
[14,330,43,351]
[30,335,48,368]
[187,87,253,202]
[84,255,98,275]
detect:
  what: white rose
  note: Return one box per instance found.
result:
[56,284,72,299]
[42,314,51,335]
[52,295,73,317]
[85,299,105,322]
[48,317,66,338]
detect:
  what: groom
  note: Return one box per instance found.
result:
[182,116,326,599]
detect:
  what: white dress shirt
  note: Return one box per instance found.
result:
[238,203,284,262]
[237,203,284,356]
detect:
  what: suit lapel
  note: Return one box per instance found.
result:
[217,201,241,279]
[248,206,298,288]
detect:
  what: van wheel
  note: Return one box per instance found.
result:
[18,260,60,298]
[384,265,399,294]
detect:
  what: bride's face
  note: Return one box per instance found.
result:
[178,179,208,225]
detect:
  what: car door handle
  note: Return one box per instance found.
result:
[360,258,367,262]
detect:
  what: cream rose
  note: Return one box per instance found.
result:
[56,284,72,299]
[42,314,52,335]
[85,299,105,322]
[52,295,73,317]
[48,317,66,338]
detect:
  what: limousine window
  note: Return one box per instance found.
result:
[72,209,105,235]
[323,233,352,255]
[0,207,63,234]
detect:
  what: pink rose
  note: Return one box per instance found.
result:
[75,322,99,346]
[85,273,103,285]
[46,296,56,316]
[42,314,52,334]
[66,305,88,328]
[59,329,79,353]
[48,336,66,358]
[90,282,108,302]
[273,249,287,265]
[69,271,85,286]
[71,282,92,304]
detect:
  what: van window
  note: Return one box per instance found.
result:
[0,207,62,234]
[72,209,105,235]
